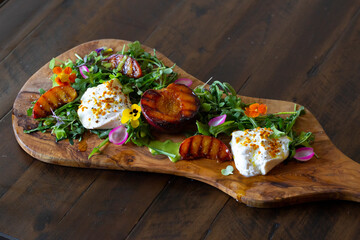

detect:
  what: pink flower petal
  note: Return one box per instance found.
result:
[174,78,193,87]
[109,125,128,145]
[208,114,227,127]
[294,147,314,161]
[79,65,89,79]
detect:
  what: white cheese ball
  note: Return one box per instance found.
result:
[77,79,131,129]
[230,127,291,177]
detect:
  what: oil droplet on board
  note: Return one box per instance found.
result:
[78,138,87,152]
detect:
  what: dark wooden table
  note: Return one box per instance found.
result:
[1,0,360,239]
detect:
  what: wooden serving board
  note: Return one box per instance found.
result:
[12,39,360,208]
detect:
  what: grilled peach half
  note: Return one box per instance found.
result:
[103,54,142,78]
[179,135,232,162]
[33,85,78,119]
[140,83,200,132]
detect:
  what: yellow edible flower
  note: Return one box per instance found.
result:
[121,104,142,128]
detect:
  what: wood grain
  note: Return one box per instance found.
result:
[12,39,360,207]
[0,111,34,198]
[30,171,170,240]
[0,0,63,62]
[205,200,360,240]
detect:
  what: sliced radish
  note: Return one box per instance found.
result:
[79,65,89,79]
[294,147,314,161]
[174,78,193,87]
[109,125,128,145]
[208,114,227,127]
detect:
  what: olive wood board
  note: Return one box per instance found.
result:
[12,39,360,208]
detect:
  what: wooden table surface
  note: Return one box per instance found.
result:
[1,0,359,239]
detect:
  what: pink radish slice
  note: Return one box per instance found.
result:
[79,65,89,79]
[294,147,314,161]
[109,125,128,145]
[208,114,227,127]
[174,78,193,87]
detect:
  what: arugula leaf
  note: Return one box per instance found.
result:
[127,41,144,58]
[88,137,110,159]
[196,121,210,136]
[269,125,286,139]
[90,129,111,139]
[285,106,304,134]
[292,131,314,147]
[23,122,51,133]
[209,121,237,137]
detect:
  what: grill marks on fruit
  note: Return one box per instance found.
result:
[190,134,202,156]
[124,58,134,76]
[104,54,142,78]
[181,135,193,159]
[200,134,212,156]
[43,94,55,109]
[142,90,180,122]
[179,135,232,162]
[33,86,78,119]
[140,83,200,132]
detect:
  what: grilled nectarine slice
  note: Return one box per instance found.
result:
[179,135,232,162]
[141,83,200,132]
[103,54,142,78]
[33,85,78,119]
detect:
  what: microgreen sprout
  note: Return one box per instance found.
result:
[221,165,234,176]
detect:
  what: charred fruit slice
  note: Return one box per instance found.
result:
[141,83,200,132]
[33,85,78,119]
[179,135,232,162]
[103,54,142,78]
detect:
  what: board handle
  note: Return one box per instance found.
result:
[321,146,360,203]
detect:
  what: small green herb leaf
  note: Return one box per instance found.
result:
[209,121,237,137]
[221,165,234,176]
[49,58,56,69]
[201,103,211,112]
[27,106,34,116]
[88,137,110,159]
[196,121,210,136]
[39,88,46,95]
[90,129,111,139]
[163,68,173,74]
[53,128,67,140]
[269,125,286,139]
[127,41,144,58]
